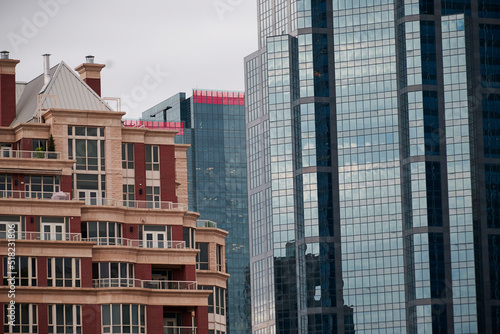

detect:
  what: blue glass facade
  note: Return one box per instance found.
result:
[245,0,500,333]
[143,90,250,334]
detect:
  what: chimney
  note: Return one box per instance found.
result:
[0,51,20,127]
[43,53,51,86]
[74,55,105,96]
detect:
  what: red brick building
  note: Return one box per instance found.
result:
[0,52,228,334]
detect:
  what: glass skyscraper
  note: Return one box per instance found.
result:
[245,1,500,333]
[143,90,251,334]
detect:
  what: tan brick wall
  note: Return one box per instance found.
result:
[105,125,124,200]
[175,145,189,205]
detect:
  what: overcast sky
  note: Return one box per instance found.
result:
[0,0,258,119]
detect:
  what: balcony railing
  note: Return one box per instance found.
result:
[163,326,197,334]
[0,190,71,200]
[83,236,185,249]
[1,231,81,241]
[75,197,187,210]
[0,149,62,159]
[92,278,197,290]
[196,220,217,228]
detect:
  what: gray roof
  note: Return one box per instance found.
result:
[12,61,112,126]
[15,82,26,105]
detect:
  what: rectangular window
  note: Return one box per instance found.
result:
[81,221,122,245]
[101,304,146,334]
[24,175,60,199]
[143,225,170,248]
[0,216,22,239]
[4,303,37,333]
[41,217,68,241]
[216,244,223,271]
[123,184,135,207]
[32,139,46,152]
[93,262,134,287]
[146,186,160,208]
[76,174,105,204]
[145,145,159,171]
[3,257,37,286]
[0,174,12,197]
[48,304,81,334]
[47,258,80,287]
[122,143,134,169]
[67,126,105,171]
[0,145,12,158]
[199,285,214,313]
[196,243,209,270]
[215,287,226,316]
[183,227,195,249]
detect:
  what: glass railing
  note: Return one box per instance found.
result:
[163,326,197,334]
[76,197,188,210]
[0,190,71,200]
[196,220,217,228]
[0,149,61,159]
[92,278,197,290]
[83,236,185,249]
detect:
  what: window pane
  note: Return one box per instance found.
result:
[123,305,130,325]
[102,305,110,326]
[112,305,121,325]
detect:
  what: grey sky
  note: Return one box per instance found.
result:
[0,0,257,119]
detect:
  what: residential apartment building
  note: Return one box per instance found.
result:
[0,52,228,334]
[245,1,500,333]
[142,90,251,334]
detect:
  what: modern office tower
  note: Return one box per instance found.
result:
[0,53,228,333]
[245,1,500,333]
[143,90,251,334]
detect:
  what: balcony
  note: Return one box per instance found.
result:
[92,278,197,290]
[0,190,71,200]
[196,220,217,228]
[0,149,62,160]
[163,327,196,334]
[83,236,185,249]
[76,197,187,210]
[1,231,81,241]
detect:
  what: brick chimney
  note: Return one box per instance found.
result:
[74,55,105,96]
[0,51,20,127]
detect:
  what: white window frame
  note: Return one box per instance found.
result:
[216,244,223,271]
[24,175,60,199]
[94,262,134,287]
[183,227,195,249]
[145,185,160,208]
[47,258,81,287]
[3,256,37,286]
[83,221,123,245]
[121,143,134,170]
[0,216,22,240]
[122,181,135,208]
[48,304,81,334]
[41,217,68,241]
[145,145,159,171]
[101,304,146,334]
[143,225,170,248]
[3,303,37,333]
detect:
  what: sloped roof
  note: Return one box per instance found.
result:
[12,61,112,126]
[15,82,27,105]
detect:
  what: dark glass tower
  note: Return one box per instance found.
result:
[143,90,251,334]
[245,1,500,333]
